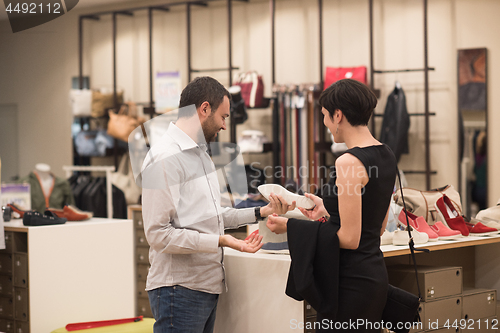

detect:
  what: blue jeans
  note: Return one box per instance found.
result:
[148,286,219,333]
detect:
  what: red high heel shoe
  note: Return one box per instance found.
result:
[7,203,26,218]
[435,195,469,236]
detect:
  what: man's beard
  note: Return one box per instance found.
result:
[202,117,219,143]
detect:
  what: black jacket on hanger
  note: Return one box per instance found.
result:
[380,86,410,162]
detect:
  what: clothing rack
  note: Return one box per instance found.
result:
[79,0,248,165]
[63,165,115,219]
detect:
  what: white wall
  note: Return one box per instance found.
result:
[0,0,498,205]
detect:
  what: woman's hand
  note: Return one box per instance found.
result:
[219,233,263,253]
[297,193,328,220]
[260,193,296,218]
[266,214,289,234]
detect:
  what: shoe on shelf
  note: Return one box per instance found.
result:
[23,211,67,226]
[381,230,394,246]
[465,221,498,237]
[7,203,26,218]
[473,216,500,231]
[429,222,462,240]
[393,226,429,246]
[435,195,469,236]
[398,209,438,241]
[47,205,93,221]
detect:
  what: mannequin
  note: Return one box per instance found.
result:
[34,163,54,200]
[19,164,75,213]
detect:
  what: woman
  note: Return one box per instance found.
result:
[267,79,397,332]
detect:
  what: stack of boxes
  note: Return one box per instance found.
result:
[388,265,497,332]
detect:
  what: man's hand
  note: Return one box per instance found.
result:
[266,214,289,234]
[297,193,328,220]
[219,233,263,253]
[260,193,296,218]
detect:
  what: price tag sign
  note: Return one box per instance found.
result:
[155,71,182,114]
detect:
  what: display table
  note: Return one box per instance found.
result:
[0,218,134,333]
[214,234,500,333]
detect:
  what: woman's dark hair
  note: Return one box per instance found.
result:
[319,79,377,126]
[178,76,230,117]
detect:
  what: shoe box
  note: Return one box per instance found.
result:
[422,295,463,330]
[387,265,463,301]
[462,288,496,321]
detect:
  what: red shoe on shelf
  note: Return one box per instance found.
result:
[7,203,26,218]
[429,222,462,240]
[398,209,439,241]
[465,221,498,237]
[435,195,469,236]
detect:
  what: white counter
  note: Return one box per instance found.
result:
[2,218,134,333]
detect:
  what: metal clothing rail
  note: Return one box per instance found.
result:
[368,0,435,190]
[63,165,115,219]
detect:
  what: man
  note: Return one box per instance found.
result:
[141,76,293,333]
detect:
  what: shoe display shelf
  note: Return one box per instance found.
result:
[0,218,134,333]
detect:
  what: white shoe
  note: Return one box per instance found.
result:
[258,184,315,209]
[381,230,394,246]
[393,226,429,246]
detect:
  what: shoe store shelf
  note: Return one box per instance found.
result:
[381,234,500,258]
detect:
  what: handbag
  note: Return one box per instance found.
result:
[394,185,461,225]
[92,90,124,118]
[382,165,426,333]
[107,102,143,142]
[323,66,367,90]
[233,71,265,108]
[111,153,142,205]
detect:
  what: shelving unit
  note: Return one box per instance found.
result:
[368,0,436,190]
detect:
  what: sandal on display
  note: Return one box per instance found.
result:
[398,209,439,241]
[435,195,469,236]
[7,203,27,218]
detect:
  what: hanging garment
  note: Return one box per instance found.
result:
[19,172,75,213]
[379,85,410,162]
[68,174,127,219]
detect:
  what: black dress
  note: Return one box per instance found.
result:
[318,144,397,332]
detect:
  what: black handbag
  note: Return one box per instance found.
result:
[381,166,428,333]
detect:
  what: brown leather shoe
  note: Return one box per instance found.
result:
[63,205,93,221]
[47,205,93,221]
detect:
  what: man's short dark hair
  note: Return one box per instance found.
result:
[178,76,230,117]
[319,79,377,126]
